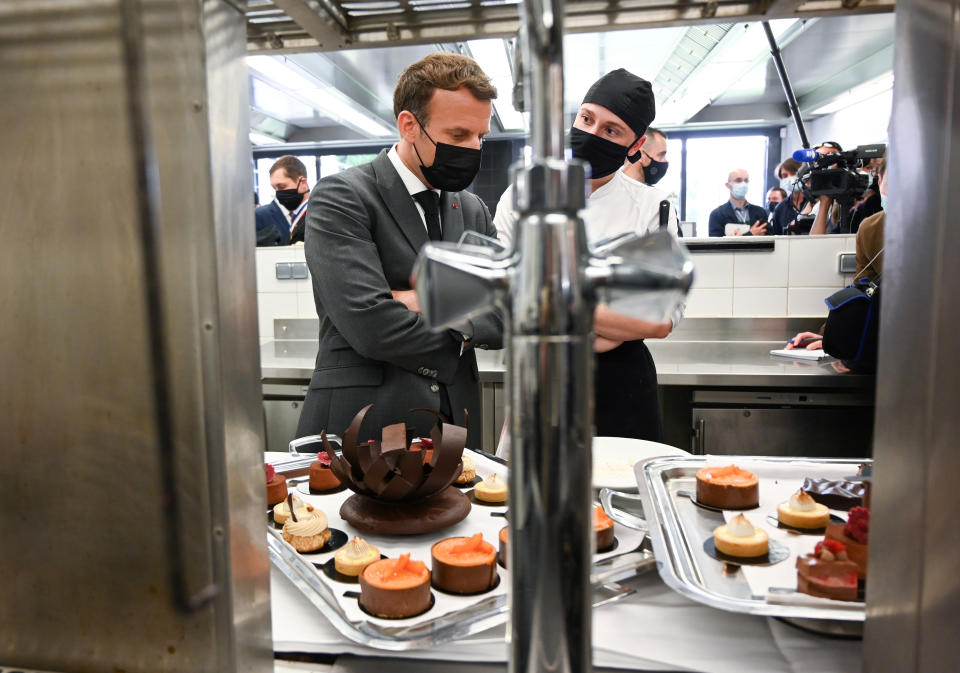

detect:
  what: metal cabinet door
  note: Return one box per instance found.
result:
[691,406,873,458]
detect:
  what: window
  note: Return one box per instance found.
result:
[683,135,769,236]
[319,153,379,178]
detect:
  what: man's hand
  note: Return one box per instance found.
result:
[784,331,823,351]
[594,336,623,353]
[749,219,767,236]
[391,289,421,313]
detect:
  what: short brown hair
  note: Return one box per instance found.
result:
[776,157,801,178]
[269,155,307,181]
[393,53,497,124]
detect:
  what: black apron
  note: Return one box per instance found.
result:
[594,339,663,442]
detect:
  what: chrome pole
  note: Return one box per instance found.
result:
[413,0,693,671]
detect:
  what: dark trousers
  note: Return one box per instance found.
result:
[594,340,663,442]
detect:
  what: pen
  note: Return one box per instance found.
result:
[788,337,819,346]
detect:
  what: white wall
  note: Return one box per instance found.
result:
[255,236,856,341]
[783,88,893,157]
[255,246,317,343]
[684,235,855,318]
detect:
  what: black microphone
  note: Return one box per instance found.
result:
[659,200,670,230]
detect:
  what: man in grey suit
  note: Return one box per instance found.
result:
[296,53,503,447]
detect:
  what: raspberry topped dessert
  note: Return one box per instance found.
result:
[266,463,287,506]
[825,506,869,578]
[309,450,341,492]
[796,539,860,601]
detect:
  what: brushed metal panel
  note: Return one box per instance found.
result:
[0,1,270,671]
[865,0,960,671]
[201,1,275,671]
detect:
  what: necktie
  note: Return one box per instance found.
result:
[413,190,442,241]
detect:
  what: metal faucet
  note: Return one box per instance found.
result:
[413,0,693,670]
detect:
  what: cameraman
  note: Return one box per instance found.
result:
[769,156,814,235]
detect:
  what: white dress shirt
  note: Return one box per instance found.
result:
[387,144,441,235]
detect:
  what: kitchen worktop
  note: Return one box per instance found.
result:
[261,338,873,389]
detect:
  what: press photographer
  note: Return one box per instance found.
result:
[793,142,886,234]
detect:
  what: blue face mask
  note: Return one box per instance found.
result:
[730,182,749,200]
[779,176,796,194]
[880,194,888,210]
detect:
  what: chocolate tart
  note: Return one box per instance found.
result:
[801,478,866,511]
[796,541,860,601]
[825,526,867,579]
[309,456,341,492]
[359,555,432,619]
[431,534,498,594]
[266,464,288,506]
[695,465,759,510]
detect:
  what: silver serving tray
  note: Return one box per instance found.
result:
[636,455,868,624]
[268,448,656,650]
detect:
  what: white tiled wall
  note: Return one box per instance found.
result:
[256,235,855,337]
[686,235,854,318]
[255,246,318,339]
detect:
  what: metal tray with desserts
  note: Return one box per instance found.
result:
[266,441,654,650]
[624,455,869,634]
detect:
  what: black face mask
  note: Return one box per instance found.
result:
[642,157,669,185]
[570,127,635,179]
[412,119,483,192]
[275,186,305,212]
[767,201,780,214]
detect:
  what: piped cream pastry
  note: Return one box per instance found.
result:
[474,473,508,503]
[455,455,477,484]
[334,536,381,576]
[272,495,314,526]
[713,513,769,558]
[281,495,331,553]
[777,489,830,529]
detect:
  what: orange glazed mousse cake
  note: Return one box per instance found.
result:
[696,465,759,509]
[359,554,431,618]
[431,533,498,594]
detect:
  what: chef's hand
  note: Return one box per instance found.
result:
[392,289,421,313]
[784,331,823,350]
[594,336,623,353]
[748,220,767,236]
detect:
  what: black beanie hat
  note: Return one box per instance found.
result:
[581,69,655,139]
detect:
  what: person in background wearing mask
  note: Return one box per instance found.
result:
[624,127,669,186]
[255,155,311,246]
[494,69,676,442]
[295,53,503,447]
[770,156,815,235]
[707,169,769,237]
[766,187,786,215]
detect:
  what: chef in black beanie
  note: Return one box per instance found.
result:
[570,68,656,182]
[571,69,674,444]
[492,68,677,449]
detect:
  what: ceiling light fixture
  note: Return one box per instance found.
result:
[246,55,395,139]
[810,72,894,116]
[656,19,799,125]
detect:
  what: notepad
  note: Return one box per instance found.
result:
[769,348,829,361]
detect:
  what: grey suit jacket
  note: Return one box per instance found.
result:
[295,149,503,447]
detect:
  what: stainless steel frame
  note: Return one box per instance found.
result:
[246,0,896,52]
[864,0,960,670]
[0,1,271,671]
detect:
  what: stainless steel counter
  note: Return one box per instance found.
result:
[260,339,872,389]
